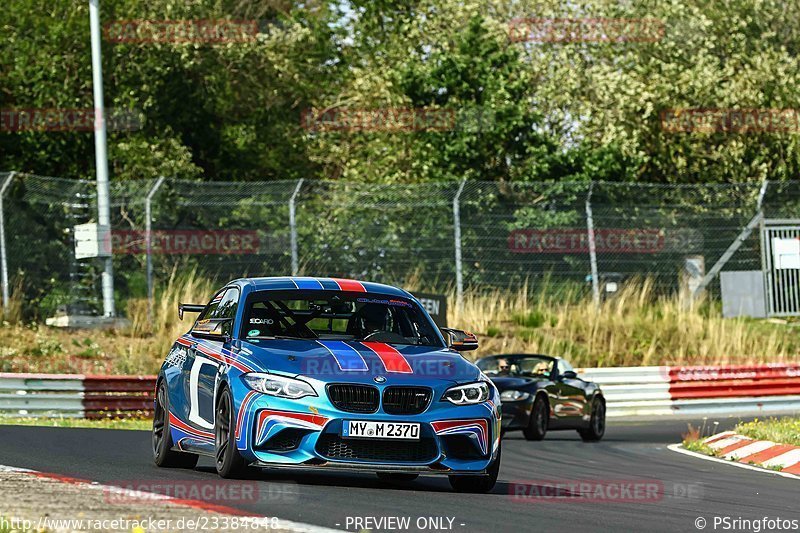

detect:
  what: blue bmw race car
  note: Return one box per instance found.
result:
[153,277,502,492]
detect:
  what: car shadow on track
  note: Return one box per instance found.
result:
[192,465,515,495]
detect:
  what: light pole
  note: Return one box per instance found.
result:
[89,0,115,317]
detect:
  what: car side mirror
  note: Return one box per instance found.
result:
[191,318,232,342]
[440,327,479,352]
[560,370,578,380]
[179,303,205,320]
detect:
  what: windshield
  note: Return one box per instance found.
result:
[240,290,444,347]
[478,356,554,378]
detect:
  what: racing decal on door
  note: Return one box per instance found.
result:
[432,419,490,456]
[359,342,413,373]
[169,411,214,450]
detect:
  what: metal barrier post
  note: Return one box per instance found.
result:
[289,179,304,276]
[453,179,467,311]
[586,181,600,309]
[145,176,165,320]
[0,172,17,310]
[692,179,769,300]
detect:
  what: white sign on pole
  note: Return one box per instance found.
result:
[75,223,112,259]
[773,237,800,269]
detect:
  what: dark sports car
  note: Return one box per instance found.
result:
[476,354,605,441]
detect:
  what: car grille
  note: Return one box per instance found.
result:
[327,384,379,413]
[316,434,438,463]
[382,386,432,415]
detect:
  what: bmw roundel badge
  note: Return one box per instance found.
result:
[374,375,386,384]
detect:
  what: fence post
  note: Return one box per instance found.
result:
[0,171,17,310]
[453,179,467,311]
[585,181,600,309]
[289,179,304,276]
[145,176,165,321]
[692,179,769,301]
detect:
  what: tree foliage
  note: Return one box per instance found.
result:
[2,0,799,183]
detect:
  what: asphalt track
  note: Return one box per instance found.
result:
[0,419,797,533]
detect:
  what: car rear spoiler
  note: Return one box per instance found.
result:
[178,303,205,320]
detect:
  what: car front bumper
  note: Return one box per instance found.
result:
[234,391,501,474]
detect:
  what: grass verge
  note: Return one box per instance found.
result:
[734,417,800,447]
[0,417,151,431]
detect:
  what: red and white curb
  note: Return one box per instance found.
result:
[668,431,800,480]
[0,464,340,532]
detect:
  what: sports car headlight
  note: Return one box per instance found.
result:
[500,390,530,402]
[242,373,317,399]
[442,382,490,405]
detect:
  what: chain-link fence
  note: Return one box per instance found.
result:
[1,171,793,319]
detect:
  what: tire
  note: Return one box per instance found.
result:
[578,397,606,442]
[376,473,419,482]
[153,380,199,469]
[522,395,548,441]
[215,387,248,478]
[448,442,501,493]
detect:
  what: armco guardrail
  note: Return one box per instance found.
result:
[577,364,800,418]
[1,366,799,420]
[0,373,156,418]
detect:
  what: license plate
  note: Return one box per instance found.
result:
[342,421,420,440]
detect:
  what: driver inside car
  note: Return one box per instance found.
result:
[348,302,391,339]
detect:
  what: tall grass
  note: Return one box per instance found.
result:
[453,277,800,367]
[121,266,216,373]
[0,278,23,324]
[3,272,797,375]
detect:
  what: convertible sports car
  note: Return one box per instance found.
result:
[476,354,605,442]
[153,277,502,492]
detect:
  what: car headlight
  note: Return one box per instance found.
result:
[241,373,317,399]
[500,390,530,402]
[442,382,490,405]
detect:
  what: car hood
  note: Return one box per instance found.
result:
[236,339,481,385]
[488,376,548,390]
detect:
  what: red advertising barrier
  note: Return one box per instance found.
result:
[112,230,259,255]
[83,375,156,419]
[668,364,800,400]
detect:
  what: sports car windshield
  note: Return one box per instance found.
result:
[478,356,554,378]
[241,290,443,347]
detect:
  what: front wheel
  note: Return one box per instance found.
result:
[523,395,548,441]
[448,443,501,493]
[153,380,199,469]
[578,397,606,442]
[215,388,248,478]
